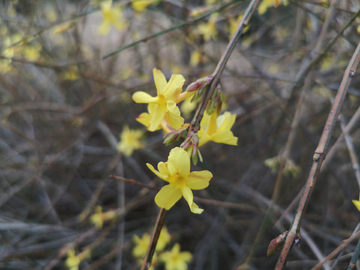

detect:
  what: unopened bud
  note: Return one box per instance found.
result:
[267,231,288,256]
[163,127,188,146]
[206,83,223,115]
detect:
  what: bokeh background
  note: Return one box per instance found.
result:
[1,0,360,269]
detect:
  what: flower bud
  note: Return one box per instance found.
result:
[206,83,223,115]
[163,126,188,146]
[267,231,288,256]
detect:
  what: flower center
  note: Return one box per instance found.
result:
[169,174,185,189]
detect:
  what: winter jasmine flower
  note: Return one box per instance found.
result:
[147,147,212,214]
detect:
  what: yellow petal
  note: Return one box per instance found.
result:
[198,133,211,147]
[158,162,169,176]
[166,112,184,130]
[162,74,185,101]
[211,130,238,145]
[149,105,165,131]
[98,20,111,35]
[146,163,168,180]
[217,112,236,131]
[132,91,157,103]
[168,147,190,177]
[181,186,194,210]
[186,171,212,189]
[136,112,151,128]
[190,202,204,214]
[153,68,167,96]
[353,200,360,211]
[155,185,182,210]
[180,250,193,262]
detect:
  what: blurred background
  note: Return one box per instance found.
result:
[1,0,360,269]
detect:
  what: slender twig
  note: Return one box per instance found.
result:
[140,208,167,270]
[102,0,241,60]
[347,237,360,270]
[109,175,258,211]
[275,41,360,269]
[245,1,336,266]
[311,230,360,270]
[189,0,261,132]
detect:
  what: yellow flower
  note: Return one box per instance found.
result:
[133,68,185,132]
[258,0,283,15]
[353,194,360,211]
[198,111,237,147]
[132,227,171,258]
[65,249,90,270]
[131,0,160,12]
[180,97,197,119]
[147,147,212,214]
[90,205,117,229]
[190,49,202,67]
[66,249,80,270]
[98,0,126,35]
[117,125,145,156]
[197,13,218,41]
[160,243,192,270]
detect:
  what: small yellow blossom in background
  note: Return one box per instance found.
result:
[147,147,213,214]
[132,68,185,132]
[65,248,91,270]
[45,9,57,22]
[352,194,360,211]
[61,67,79,81]
[132,226,171,258]
[117,125,145,156]
[228,14,249,40]
[258,0,287,15]
[98,0,127,35]
[198,111,238,147]
[197,13,218,41]
[190,49,202,67]
[180,97,197,119]
[160,243,192,270]
[90,205,117,229]
[131,0,161,12]
[53,21,76,34]
[0,59,12,74]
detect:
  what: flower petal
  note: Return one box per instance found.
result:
[155,185,182,210]
[181,186,194,210]
[98,20,111,35]
[190,202,204,214]
[158,162,169,177]
[146,163,168,180]
[211,130,238,145]
[353,200,360,211]
[149,105,165,131]
[132,91,157,103]
[153,68,167,96]
[186,171,212,190]
[168,147,190,177]
[166,112,184,130]
[198,133,211,147]
[217,112,236,131]
[162,74,185,101]
[136,112,151,128]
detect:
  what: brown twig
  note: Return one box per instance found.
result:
[275,40,360,269]
[311,230,360,270]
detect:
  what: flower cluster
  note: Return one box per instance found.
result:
[128,68,238,213]
[132,227,192,270]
